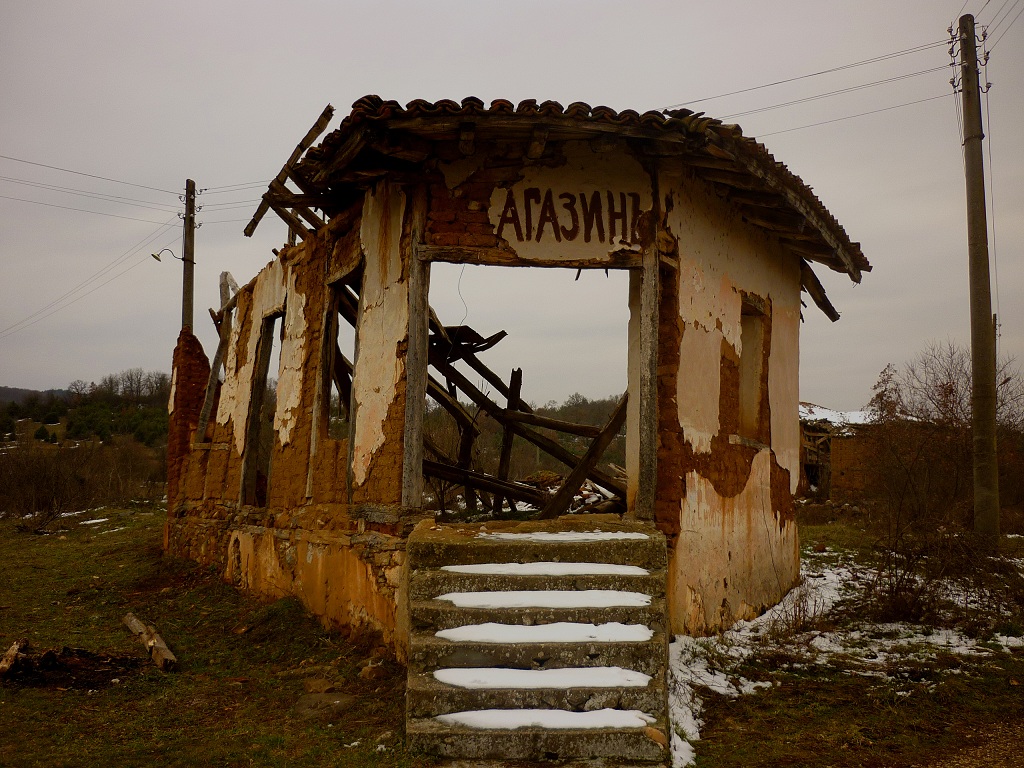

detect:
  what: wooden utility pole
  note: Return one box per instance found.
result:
[182,178,196,330]
[958,14,1000,544]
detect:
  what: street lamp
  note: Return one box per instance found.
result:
[151,245,195,330]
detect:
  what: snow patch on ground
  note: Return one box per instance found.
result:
[434,666,651,689]
[436,621,653,644]
[442,561,649,576]
[436,707,655,730]
[436,589,651,609]
[666,548,1024,767]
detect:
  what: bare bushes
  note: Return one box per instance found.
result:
[858,342,1024,629]
[0,439,163,533]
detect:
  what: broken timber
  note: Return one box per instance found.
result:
[122,612,177,671]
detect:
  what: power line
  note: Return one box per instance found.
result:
[990,0,1024,46]
[201,181,271,194]
[0,176,181,214]
[0,218,179,339]
[0,154,178,195]
[988,0,1022,32]
[756,93,951,137]
[0,245,173,341]
[718,66,949,121]
[0,194,176,225]
[665,39,947,109]
[200,199,261,210]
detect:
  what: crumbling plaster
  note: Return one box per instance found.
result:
[217,258,288,456]
[659,166,802,634]
[351,182,410,492]
[275,266,307,448]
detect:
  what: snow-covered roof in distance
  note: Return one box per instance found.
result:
[799,402,872,426]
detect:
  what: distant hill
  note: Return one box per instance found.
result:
[0,386,69,406]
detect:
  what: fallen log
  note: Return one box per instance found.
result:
[122,612,177,671]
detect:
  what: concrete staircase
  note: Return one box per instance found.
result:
[405,516,670,765]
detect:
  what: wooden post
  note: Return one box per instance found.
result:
[959,14,1000,545]
[403,187,430,508]
[492,368,523,514]
[182,179,196,330]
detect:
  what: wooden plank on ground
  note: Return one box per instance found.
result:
[123,612,177,671]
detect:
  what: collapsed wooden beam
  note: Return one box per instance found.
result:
[501,409,602,438]
[245,104,335,237]
[800,259,840,322]
[423,460,547,508]
[538,393,628,520]
[492,368,523,515]
[429,352,626,498]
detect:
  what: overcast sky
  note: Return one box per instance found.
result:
[1,0,1021,411]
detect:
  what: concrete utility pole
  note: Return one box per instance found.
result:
[182,178,196,330]
[958,14,1000,544]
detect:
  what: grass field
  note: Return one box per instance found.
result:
[1,506,1022,767]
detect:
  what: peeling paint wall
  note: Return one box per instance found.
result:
[657,165,802,635]
[349,182,410,503]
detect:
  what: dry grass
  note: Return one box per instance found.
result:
[0,507,437,768]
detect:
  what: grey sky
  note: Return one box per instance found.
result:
[1,0,1021,411]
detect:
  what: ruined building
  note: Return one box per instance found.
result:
[165,97,868,762]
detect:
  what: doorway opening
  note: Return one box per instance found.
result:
[421,263,632,521]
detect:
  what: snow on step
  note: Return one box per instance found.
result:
[436,707,656,730]
[476,530,649,542]
[441,561,649,576]
[436,621,654,643]
[434,666,652,689]
[436,589,651,609]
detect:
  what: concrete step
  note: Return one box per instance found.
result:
[407,634,668,677]
[409,597,667,632]
[407,518,667,571]
[406,716,670,763]
[404,516,670,765]
[407,671,666,718]
[409,568,666,601]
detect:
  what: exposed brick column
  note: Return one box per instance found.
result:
[167,329,210,517]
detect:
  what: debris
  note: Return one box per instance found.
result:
[0,639,28,677]
[122,612,177,671]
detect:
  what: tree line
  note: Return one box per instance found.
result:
[1,368,170,447]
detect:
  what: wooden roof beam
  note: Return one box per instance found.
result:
[800,259,840,322]
[704,132,863,282]
[244,104,335,237]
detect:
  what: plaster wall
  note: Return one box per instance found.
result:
[659,166,802,634]
[350,182,410,503]
[224,523,408,659]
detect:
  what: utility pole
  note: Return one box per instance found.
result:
[958,14,1000,545]
[182,178,196,330]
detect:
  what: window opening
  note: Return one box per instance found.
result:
[324,273,360,441]
[738,297,767,442]
[241,313,283,506]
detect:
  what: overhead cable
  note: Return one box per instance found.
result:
[0,153,178,195]
[718,66,949,120]
[0,219,179,338]
[756,94,951,137]
[0,176,180,214]
[0,194,176,225]
[665,40,946,109]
